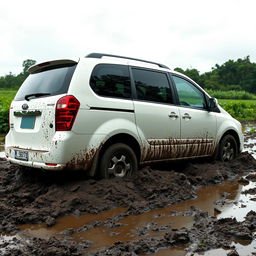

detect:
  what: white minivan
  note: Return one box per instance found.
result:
[5,53,244,178]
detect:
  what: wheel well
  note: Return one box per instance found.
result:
[99,133,141,162]
[220,130,240,150]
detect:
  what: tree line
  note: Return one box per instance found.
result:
[0,57,256,93]
[174,56,256,93]
[0,59,36,89]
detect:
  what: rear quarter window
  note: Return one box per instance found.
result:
[90,64,131,99]
[14,64,76,101]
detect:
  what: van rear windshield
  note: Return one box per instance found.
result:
[14,64,77,101]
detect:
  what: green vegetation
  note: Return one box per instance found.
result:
[0,59,35,134]
[218,99,256,121]
[0,59,36,89]
[247,128,256,134]
[207,89,256,100]
[175,56,256,93]
[0,89,16,133]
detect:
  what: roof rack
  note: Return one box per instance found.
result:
[85,53,170,69]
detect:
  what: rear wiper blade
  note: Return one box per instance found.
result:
[24,93,51,101]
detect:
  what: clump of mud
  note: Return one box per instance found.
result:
[0,235,89,256]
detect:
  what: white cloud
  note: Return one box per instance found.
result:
[0,0,256,75]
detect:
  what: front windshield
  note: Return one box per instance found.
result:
[14,65,76,101]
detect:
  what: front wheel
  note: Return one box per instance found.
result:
[99,143,138,178]
[218,135,238,161]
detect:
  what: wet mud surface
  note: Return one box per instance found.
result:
[1,133,256,255]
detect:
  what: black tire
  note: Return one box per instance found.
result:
[218,134,238,162]
[99,143,138,178]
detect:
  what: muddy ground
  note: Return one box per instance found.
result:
[1,133,256,255]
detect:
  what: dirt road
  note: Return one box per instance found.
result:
[1,133,256,255]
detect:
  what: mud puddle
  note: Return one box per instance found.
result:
[11,172,256,255]
[153,173,256,256]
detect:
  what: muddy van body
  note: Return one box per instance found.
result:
[5,53,244,178]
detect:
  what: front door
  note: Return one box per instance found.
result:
[172,75,217,157]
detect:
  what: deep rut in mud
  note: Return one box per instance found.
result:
[1,133,256,255]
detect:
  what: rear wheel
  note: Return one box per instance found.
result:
[99,143,137,178]
[218,134,238,161]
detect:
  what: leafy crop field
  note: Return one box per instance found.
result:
[218,99,256,121]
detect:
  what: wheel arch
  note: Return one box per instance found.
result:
[89,133,141,176]
[213,129,241,160]
[219,129,240,150]
[99,133,141,161]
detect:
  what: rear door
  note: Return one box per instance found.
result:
[8,61,77,152]
[171,75,217,157]
[131,68,181,161]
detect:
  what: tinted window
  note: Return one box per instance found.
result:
[14,65,76,101]
[90,64,131,99]
[172,76,206,109]
[132,69,172,104]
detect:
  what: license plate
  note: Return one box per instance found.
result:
[15,150,28,161]
[20,116,36,129]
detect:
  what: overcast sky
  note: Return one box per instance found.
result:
[1,0,256,76]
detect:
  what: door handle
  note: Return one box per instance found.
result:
[168,112,179,119]
[182,113,191,119]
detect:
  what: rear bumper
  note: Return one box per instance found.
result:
[5,132,104,171]
[6,157,65,170]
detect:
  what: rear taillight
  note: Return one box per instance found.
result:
[55,95,80,131]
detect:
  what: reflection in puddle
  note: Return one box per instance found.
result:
[218,179,256,221]
[0,235,20,254]
[189,239,256,256]
[0,151,5,159]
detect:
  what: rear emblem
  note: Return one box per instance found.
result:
[22,103,29,110]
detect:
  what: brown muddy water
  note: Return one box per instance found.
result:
[16,175,256,255]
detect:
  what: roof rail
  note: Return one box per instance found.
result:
[85,53,170,69]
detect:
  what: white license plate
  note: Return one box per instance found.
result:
[15,150,28,161]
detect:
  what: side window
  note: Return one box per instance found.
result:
[172,76,206,109]
[132,68,173,104]
[90,64,131,99]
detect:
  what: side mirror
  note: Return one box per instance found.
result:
[208,98,218,111]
